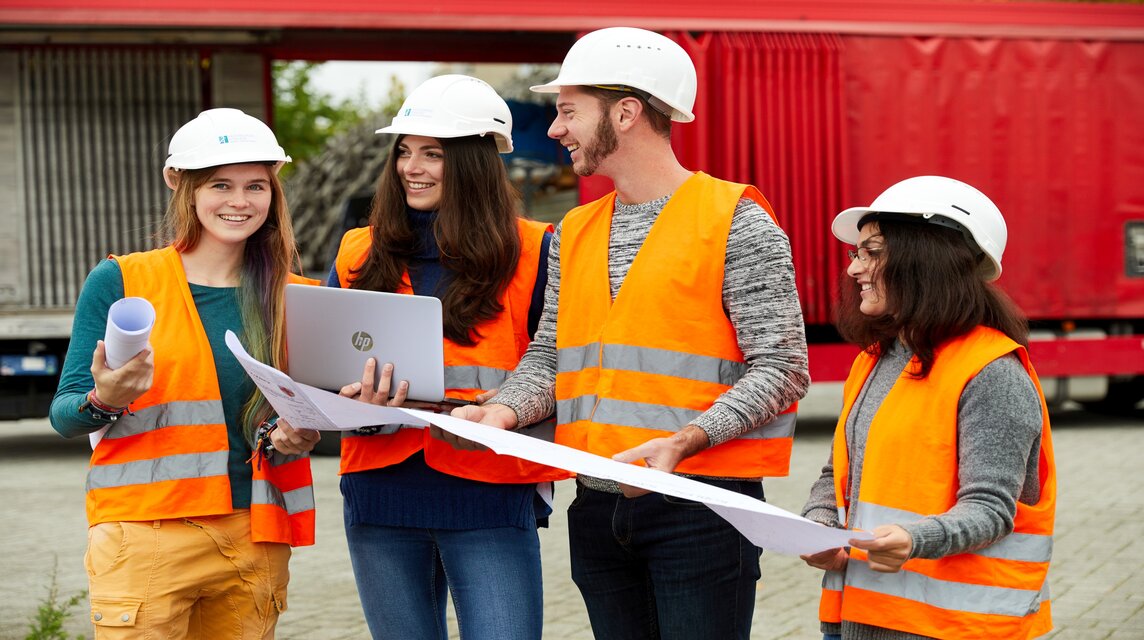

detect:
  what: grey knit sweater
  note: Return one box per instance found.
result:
[801,340,1045,639]
[492,193,810,492]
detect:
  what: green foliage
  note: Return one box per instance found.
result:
[25,559,87,640]
[271,61,373,177]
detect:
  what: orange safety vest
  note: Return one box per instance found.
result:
[554,172,798,477]
[86,246,317,546]
[820,326,1056,639]
[333,219,570,484]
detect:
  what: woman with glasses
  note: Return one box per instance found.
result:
[800,176,1057,639]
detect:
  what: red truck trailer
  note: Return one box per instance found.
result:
[1,0,1142,414]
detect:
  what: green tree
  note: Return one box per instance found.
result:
[272,61,373,176]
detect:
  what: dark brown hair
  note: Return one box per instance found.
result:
[834,220,1028,378]
[581,86,673,138]
[348,134,521,346]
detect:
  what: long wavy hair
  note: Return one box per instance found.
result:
[834,220,1028,378]
[348,134,521,346]
[160,163,302,443]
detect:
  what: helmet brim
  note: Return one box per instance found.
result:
[375,125,513,154]
[165,150,290,171]
[529,80,696,123]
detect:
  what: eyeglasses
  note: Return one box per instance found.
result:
[847,247,883,263]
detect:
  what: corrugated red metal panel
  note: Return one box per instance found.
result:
[4,0,1144,39]
[840,35,1144,322]
[581,32,848,326]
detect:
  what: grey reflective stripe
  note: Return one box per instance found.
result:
[251,479,315,515]
[557,395,598,425]
[445,365,511,390]
[602,344,747,385]
[559,395,792,440]
[557,343,746,386]
[823,570,844,592]
[557,343,600,373]
[103,400,226,440]
[87,451,229,490]
[844,560,1046,618]
[854,501,1052,563]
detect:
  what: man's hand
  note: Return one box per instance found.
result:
[431,403,520,451]
[849,524,912,573]
[270,418,322,456]
[90,340,153,408]
[610,425,710,498]
[800,547,849,571]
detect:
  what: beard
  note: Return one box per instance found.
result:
[573,115,619,177]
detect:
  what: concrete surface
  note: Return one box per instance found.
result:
[1,384,1142,639]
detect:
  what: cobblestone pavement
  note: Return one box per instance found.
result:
[2,385,1141,639]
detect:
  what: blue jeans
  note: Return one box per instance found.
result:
[567,480,764,640]
[345,516,543,640]
[824,635,842,640]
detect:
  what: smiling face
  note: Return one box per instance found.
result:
[548,86,619,177]
[395,135,446,211]
[848,221,889,317]
[192,163,273,250]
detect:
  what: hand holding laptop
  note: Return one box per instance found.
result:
[343,357,471,414]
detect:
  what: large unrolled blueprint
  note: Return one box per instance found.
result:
[225,330,870,556]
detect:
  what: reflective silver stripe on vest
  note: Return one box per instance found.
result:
[844,559,1046,618]
[445,365,511,391]
[251,479,316,516]
[102,400,226,440]
[557,395,795,439]
[86,450,229,490]
[853,501,1052,563]
[823,569,844,592]
[557,342,747,386]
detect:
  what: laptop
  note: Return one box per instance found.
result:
[284,284,446,402]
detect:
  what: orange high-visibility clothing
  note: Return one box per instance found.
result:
[821,326,1055,639]
[334,219,570,483]
[86,246,317,546]
[554,172,797,477]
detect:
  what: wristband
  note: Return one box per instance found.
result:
[78,390,128,422]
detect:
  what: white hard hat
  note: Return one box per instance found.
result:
[377,75,514,153]
[164,108,290,172]
[530,27,697,123]
[832,176,1008,281]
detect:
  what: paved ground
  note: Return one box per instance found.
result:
[1,385,1142,639]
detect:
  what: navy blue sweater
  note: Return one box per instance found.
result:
[330,209,552,531]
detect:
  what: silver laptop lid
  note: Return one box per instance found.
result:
[284,284,445,402]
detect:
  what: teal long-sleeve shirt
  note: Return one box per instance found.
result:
[49,258,256,509]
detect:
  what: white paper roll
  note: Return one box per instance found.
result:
[103,297,155,369]
[91,297,156,448]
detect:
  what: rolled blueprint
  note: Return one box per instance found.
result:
[91,297,155,448]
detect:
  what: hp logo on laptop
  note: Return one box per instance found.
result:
[351,331,374,352]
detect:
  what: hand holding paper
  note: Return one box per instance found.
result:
[225,329,871,557]
[90,297,156,448]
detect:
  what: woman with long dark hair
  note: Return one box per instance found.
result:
[322,75,566,640]
[801,176,1057,639]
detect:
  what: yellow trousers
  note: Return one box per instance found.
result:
[85,510,291,639]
